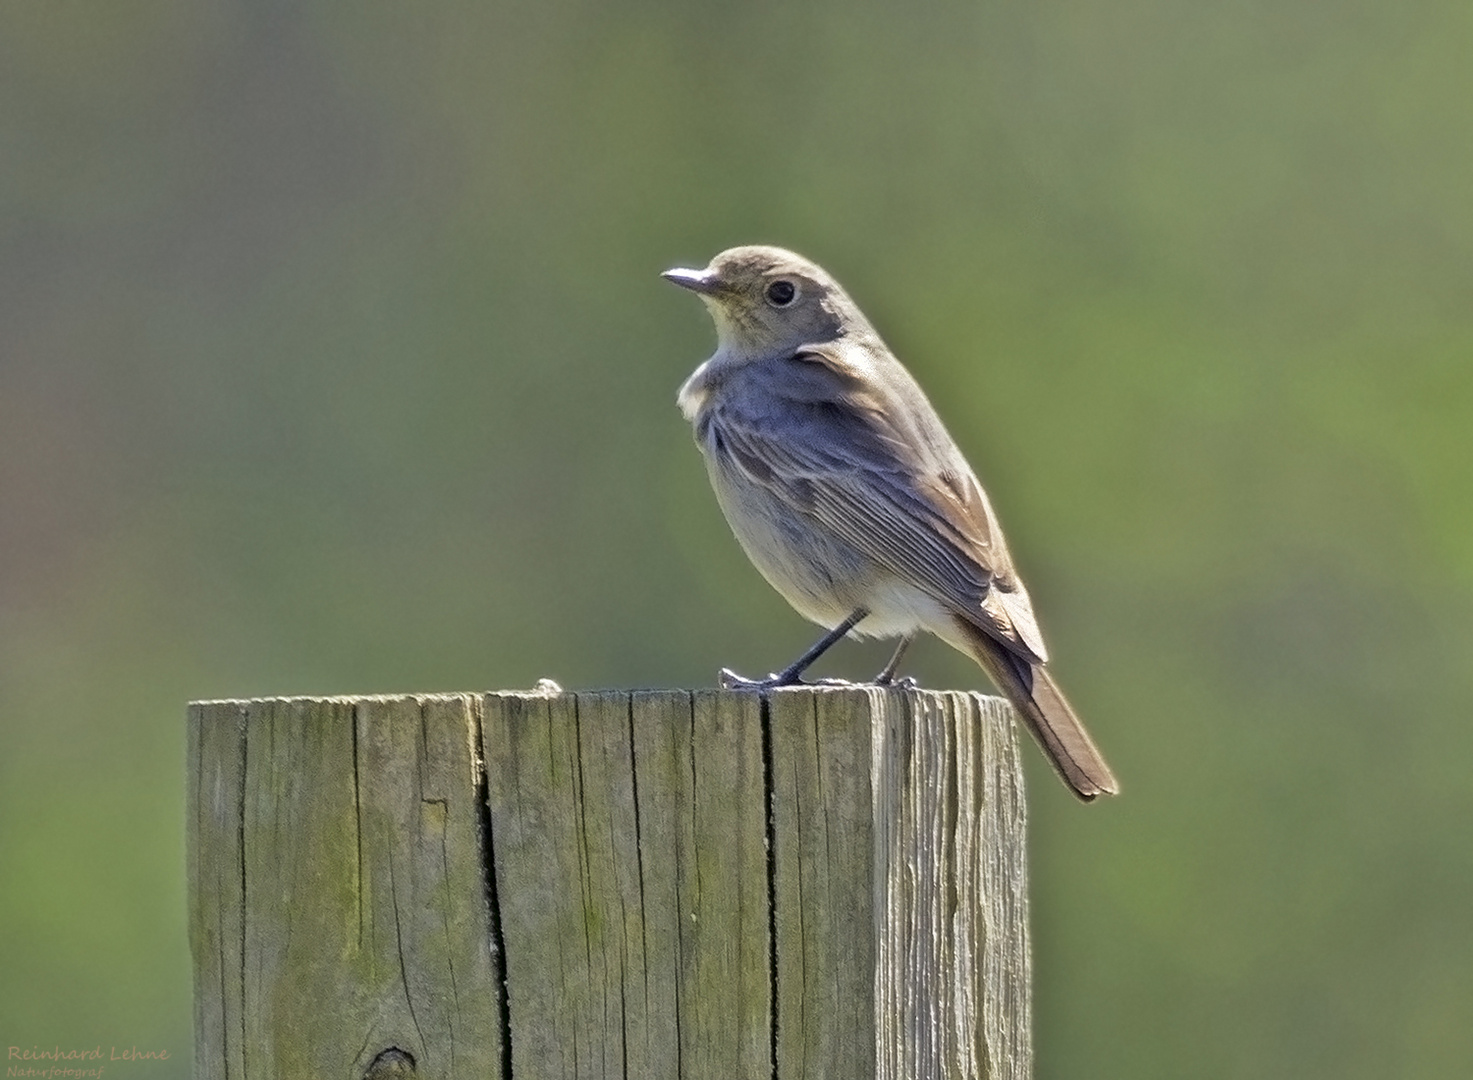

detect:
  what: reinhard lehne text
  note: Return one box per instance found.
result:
[7,1044,171,1078]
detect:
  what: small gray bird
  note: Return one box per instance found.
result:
[665,245,1118,800]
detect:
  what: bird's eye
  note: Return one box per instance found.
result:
[765,279,797,307]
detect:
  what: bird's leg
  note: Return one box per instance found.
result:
[873,634,918,688]
[719,607,869,690]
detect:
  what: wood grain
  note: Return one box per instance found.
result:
[189,688,1029,1079]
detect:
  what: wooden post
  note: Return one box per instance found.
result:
[188,688,1030,1080]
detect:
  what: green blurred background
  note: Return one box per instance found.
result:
[3,0,1471,1075]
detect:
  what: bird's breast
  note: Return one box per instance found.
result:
[677,362,712,422]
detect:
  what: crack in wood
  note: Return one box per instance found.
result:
[473,696,515,1080]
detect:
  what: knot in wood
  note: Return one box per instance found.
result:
[362,1047,416,1079]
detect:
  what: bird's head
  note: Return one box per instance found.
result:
[663,245,869,359]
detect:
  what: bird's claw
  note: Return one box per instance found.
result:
[874,674,920,690]
[719,668,778,690]
[718,668,862,691]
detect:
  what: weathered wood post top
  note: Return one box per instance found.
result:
[188,687,1030,1080]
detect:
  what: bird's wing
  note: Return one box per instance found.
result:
[708,346,1048,663]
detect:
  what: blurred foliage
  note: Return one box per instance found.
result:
[3,0,1472,1075]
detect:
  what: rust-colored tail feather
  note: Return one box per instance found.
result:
[952,616,1119,801]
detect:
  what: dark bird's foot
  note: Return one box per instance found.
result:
[718,668,860,691]
[871,634,917,688]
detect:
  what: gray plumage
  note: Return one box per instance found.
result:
[667,245,1118,800]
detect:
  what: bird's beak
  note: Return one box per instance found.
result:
[662,267,722,295]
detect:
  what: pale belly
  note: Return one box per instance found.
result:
[704,450,950,640]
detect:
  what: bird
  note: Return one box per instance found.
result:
[664,245,1118,800]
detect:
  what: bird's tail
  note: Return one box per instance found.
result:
[951,616,1119,801]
